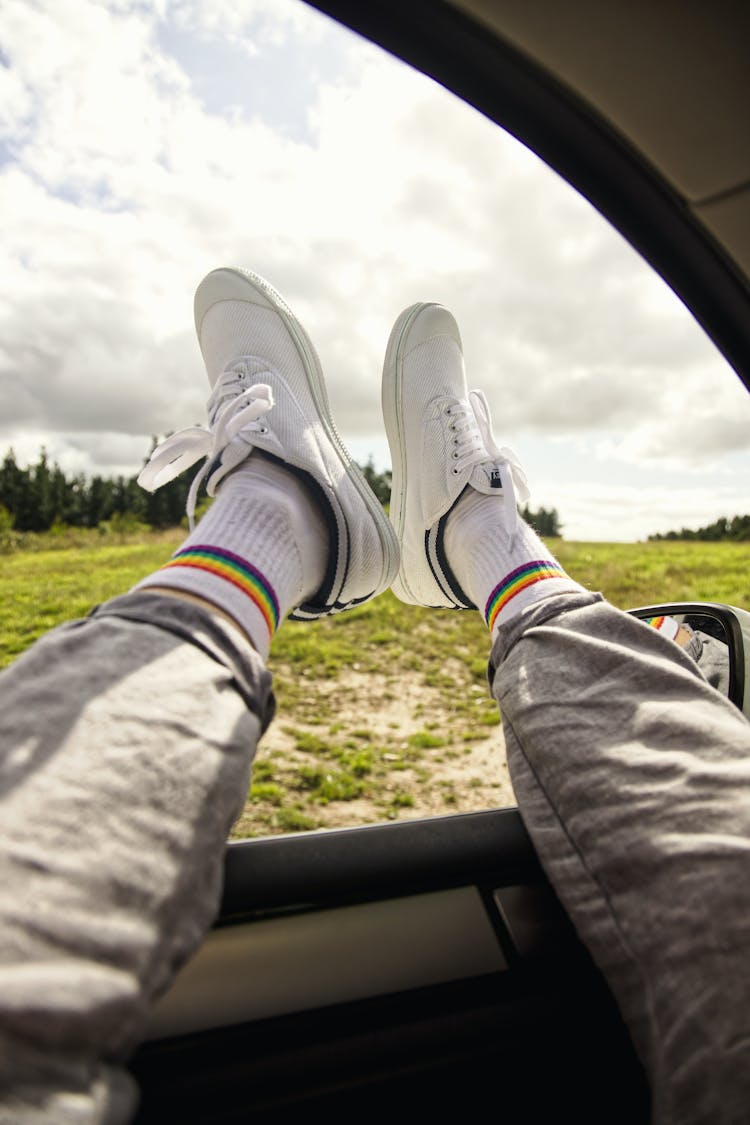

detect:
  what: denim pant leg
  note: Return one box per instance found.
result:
[490,592,750,1125]
[0,592,274,1124]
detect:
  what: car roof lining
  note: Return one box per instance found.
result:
[450,0,750,205]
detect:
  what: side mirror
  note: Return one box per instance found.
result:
[627,602,750,719]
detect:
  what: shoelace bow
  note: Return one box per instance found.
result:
[447,390,530,541]
[137,373,275,529]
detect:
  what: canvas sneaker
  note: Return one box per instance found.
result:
[381,302,530,608]
[139,267,400,620]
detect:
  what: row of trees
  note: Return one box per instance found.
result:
[0,447,189,531]
[0,446,566,537]
[649,515,750,541]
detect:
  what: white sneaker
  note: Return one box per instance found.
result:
[381,302,530,608]
[139,267,400,620]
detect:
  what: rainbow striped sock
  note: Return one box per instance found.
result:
[162,544,280,640]
[485,560,568,631]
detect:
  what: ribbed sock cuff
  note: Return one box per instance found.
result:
[163,544,280,633]
[445,495,586,632]
[134,452,328,659]
[485,563,581,632]
[485,560,567,628]
[138,545,281,659]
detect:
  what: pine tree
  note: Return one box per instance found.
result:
[519,503,562,538]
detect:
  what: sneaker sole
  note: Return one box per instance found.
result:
[381,301,433,605]
[196,267,400,598]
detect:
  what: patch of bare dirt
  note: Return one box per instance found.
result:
[242,666,516,836]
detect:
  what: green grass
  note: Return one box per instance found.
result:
[553,539,750,609]
[0,532,182,666]
[2,532,748,836]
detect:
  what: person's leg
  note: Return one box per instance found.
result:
[0,267,398,1123]
[0,593,273,1124]
[382,301,750,1124]
[491,594,750,1125]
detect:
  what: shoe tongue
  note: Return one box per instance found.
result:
[469,461,505,495]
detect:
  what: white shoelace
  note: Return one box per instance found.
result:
[447,390,530,541]
[446,399,486,472]
[137,374,275,529]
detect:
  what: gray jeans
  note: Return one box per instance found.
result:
[1,589,749,1123]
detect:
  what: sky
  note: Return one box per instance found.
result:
[1,0,749,541]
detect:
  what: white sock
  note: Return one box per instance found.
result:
[136,453,327,658]
[444,489,585,637]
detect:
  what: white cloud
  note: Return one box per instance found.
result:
[0,0,747,539]
[544,479,750,544]
[597,382,750,471]
[167,0,329,49]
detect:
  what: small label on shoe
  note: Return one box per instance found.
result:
[470,463,504,495]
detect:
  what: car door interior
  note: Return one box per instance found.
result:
[131,809,649,1121]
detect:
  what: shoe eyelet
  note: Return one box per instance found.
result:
[452,467,460,475]
[445,407,452,415]
[452,450,459,459]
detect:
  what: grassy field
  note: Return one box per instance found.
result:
[2,532,748,836]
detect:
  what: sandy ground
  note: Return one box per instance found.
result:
[239,666,517,836]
